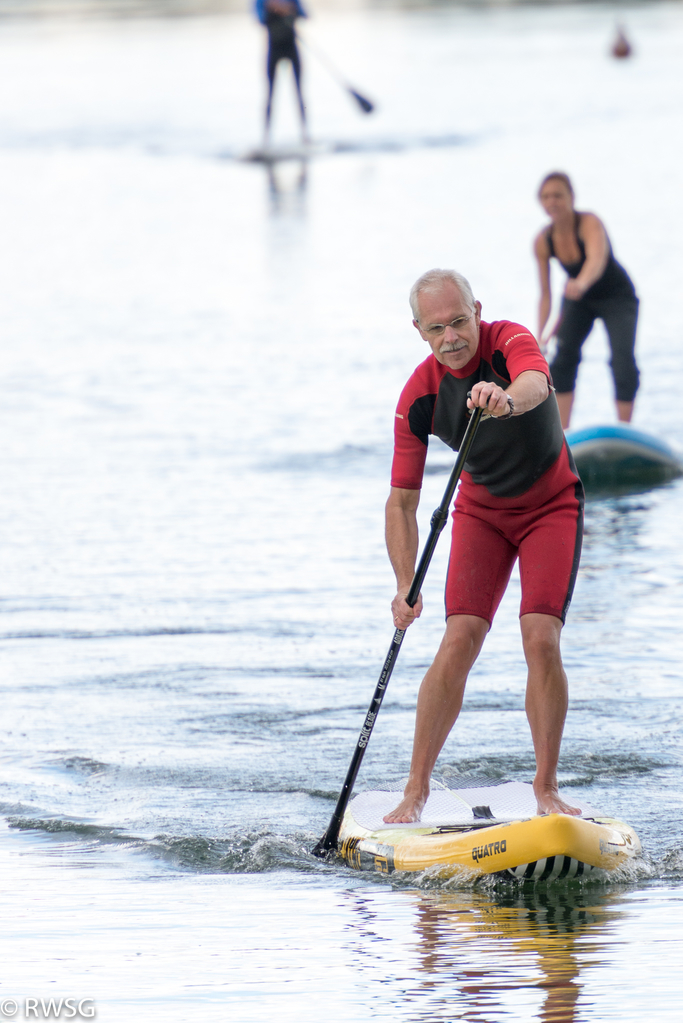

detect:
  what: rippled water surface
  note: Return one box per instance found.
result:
[1,1,683,1020]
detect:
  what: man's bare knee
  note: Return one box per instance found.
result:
[521,613,563,668]
[439,614,488,666]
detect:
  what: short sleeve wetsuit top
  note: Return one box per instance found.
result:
[392,320,574,499]
[391,321,584,624]
[547,214,639,402]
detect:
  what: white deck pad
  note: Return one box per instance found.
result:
[350,782,602,832]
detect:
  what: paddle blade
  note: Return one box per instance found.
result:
[311,829,337,859]
[350,89,374,114]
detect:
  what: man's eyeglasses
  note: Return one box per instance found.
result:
[419,314,472,338]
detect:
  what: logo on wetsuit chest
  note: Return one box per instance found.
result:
[504,332,533,346]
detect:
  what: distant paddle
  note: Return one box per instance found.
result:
[296,32,375,115]
[312,405,484,858]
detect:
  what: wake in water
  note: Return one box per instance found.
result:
[5,809,682,887]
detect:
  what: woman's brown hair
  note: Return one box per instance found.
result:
[538,171,574,200]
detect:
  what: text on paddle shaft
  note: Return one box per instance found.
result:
[358,712,376,748]
[471,839,506,862]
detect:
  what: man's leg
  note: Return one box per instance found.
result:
[264,46,279,143]
[290,47,308,142]
[520,613,580,815]
[383,614,488,823]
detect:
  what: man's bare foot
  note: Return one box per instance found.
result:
[534,780,581,816]
[383,789,428,824]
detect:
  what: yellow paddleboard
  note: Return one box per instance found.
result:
[338,782,641,880]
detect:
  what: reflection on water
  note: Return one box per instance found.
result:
[582,495,654,554]
[345,883,625,1022]
[266,158,309,215]
[414,886,608,1022]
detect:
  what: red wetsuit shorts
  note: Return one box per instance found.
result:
[445,447,583,625]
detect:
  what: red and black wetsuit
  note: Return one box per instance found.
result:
[392,320,584,625]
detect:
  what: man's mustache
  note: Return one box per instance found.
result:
[440,340,468,354]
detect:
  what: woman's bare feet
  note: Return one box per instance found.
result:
[383,788,428,824]
[534,779,581,816]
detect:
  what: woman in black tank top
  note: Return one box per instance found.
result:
[534,171,639,429]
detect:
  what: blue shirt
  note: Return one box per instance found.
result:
[255,0,307,25]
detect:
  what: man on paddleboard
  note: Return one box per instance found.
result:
[255,0,308,146]
[384,269,583,824]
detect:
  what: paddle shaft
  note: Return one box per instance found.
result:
[312,406,484,857]
[295,32,374,114]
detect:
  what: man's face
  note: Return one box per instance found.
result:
[413,283,482,370]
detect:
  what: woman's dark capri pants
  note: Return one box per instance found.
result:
[550,295,639,402]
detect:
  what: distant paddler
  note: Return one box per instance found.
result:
[255,0,308,146]
[534,171,640,429]
[383,269,584,825]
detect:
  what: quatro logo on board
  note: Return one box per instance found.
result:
[471,839,506,863]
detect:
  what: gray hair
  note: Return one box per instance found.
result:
[409,269,476,322]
